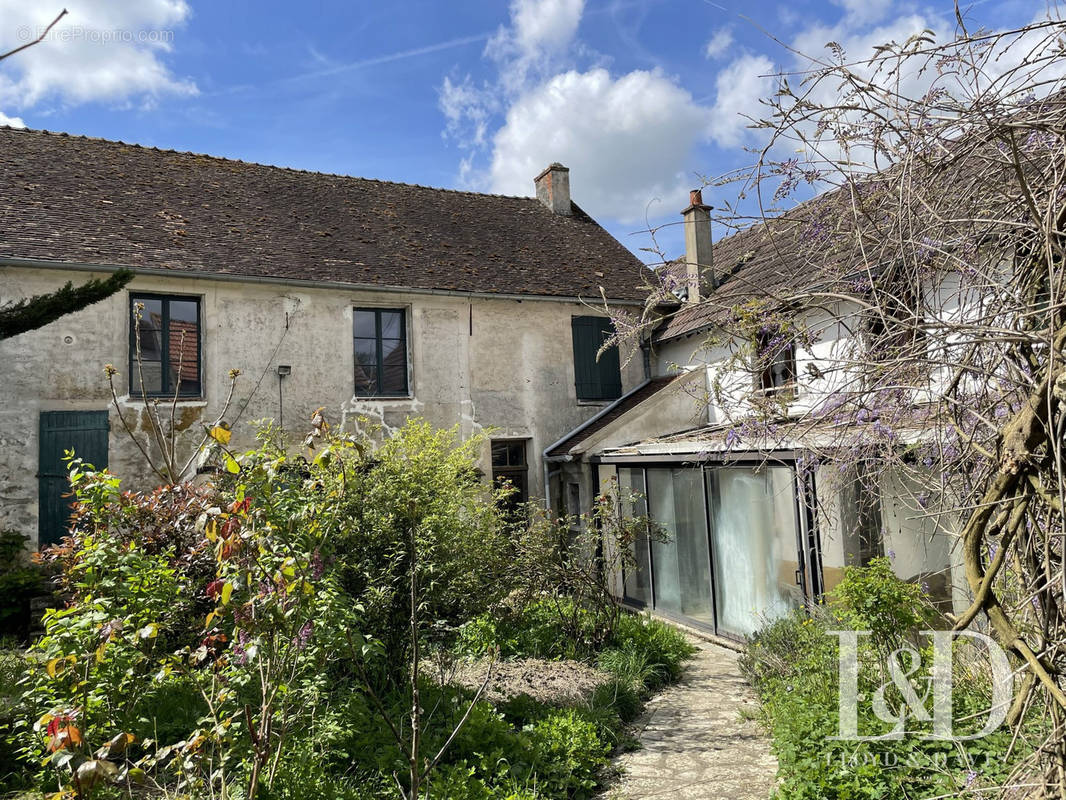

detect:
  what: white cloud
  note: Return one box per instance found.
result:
[829,0,894,26]
[704,28,734,60]
[488,68,711,222]
[0,110,25,128]
[705,9,957,158]
[441,0,711,227]
[0,1,196,113]
[708,54,775,148]
[439,74,498,149]
[486,0,585,90]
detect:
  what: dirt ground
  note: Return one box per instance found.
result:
[446,657,611,704]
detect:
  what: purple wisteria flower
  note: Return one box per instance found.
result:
[724,428,742,451]
[293,621,314,650]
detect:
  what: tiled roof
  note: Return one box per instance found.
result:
[654,102,1056,342]
[545,375,679,457]
[0,127,649,301]
[654,211,843,341]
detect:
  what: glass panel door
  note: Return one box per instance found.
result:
[618,468,651,606]
[647,467,713,625]
[707,466,803,638]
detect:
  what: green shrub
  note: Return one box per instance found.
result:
[0,529,47,642]
[457,597,599,661]
[608,613,695,689]
[740,562,1031,799]
[0,647,31,791]
[827,556,935,657]
[324,421,512,666]
[597,645,665,696]
[527,709,610,799]
[588,679,642,725]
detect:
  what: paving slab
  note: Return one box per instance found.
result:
[608,639,778,800]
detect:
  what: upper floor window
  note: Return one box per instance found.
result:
[354,307,408,397]
[756,328,796,397]
[129,294,202,398]
[571,316,622,402]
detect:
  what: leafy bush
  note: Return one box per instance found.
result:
[322,421,512,668]
[740,562,1029,799]
[827,556,935,659]
[607,613,696,690]
[527,709,610,799]
[588,680,642,726]
[0,647,30,791]
[0,528,47,641]
[456,597,599,661]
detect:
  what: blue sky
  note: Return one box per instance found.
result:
[0,0,1044,261]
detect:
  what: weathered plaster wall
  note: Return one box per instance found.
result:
[0,266,643,545]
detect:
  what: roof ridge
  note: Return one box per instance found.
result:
[0,125,538,202]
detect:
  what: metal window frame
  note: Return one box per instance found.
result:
[353,306,410,398]
[128,292,203,399]
[491,437,530,507]
[613,454,821,641]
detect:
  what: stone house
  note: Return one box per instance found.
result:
[547,189,970,641]
[0,128,648,547]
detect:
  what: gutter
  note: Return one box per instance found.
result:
[0,256,646,307]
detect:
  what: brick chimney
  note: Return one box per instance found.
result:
[681,188,713,303]
[534,163,572,216]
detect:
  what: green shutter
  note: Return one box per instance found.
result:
[595,318,623,399]
[38,411,109,547]
[572,316,622,401]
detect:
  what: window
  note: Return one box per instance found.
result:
[129,294,201,397]
[571,316,622,401]
[864,276,925,356]
[567,482,582,516]
[756,328,796,397]
[840,470,884,567]
[491,439,528,510]
[353,308,408,397]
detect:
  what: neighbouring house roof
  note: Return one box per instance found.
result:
[653,213,841,342]
[654,114,1057,343]
[0,127,650,301]
[545,374,680,458]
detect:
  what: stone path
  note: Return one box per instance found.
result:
[608,639,778,800]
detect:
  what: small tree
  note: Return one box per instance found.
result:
[0,270,132,341]
[512,480,665,650]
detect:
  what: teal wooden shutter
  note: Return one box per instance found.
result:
[571,316,622,401]
[38,411,109,547]
[572,316,596,399]
[595,318,623,399]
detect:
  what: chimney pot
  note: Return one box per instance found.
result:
[534,163,572,216]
